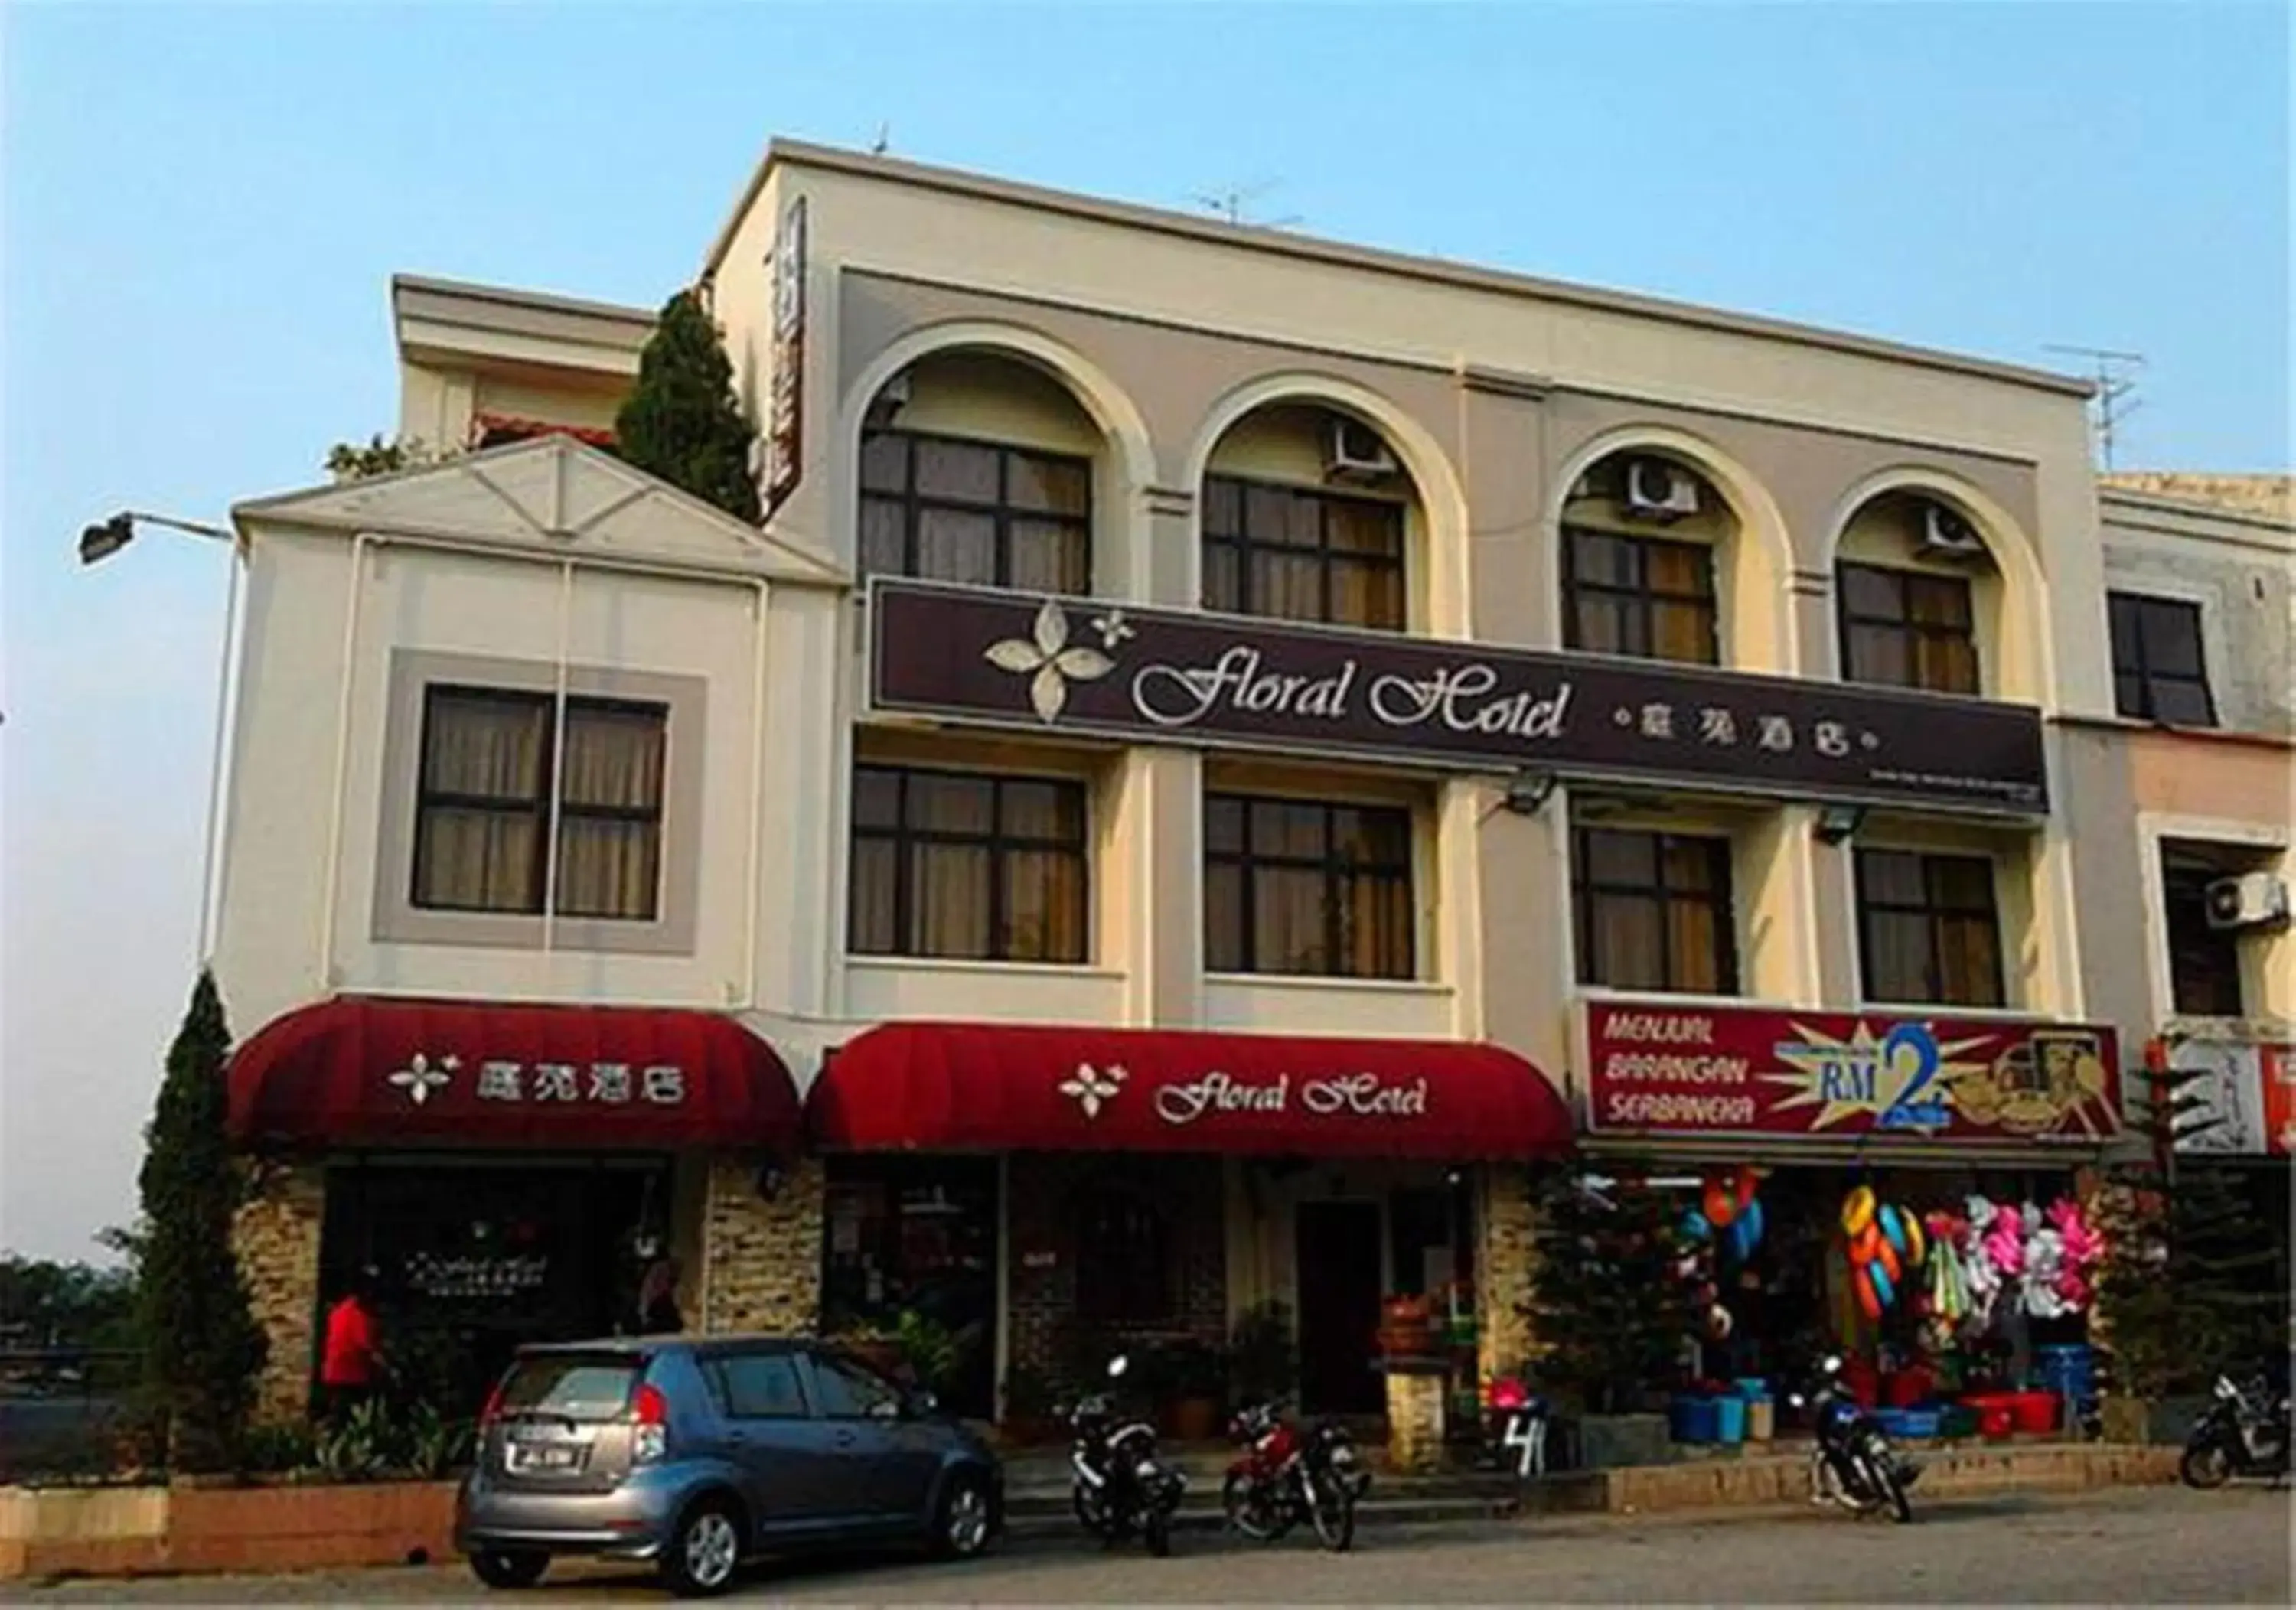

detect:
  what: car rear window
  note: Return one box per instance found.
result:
[498,1353,641,1419]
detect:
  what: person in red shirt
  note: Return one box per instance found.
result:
[318,1268,384,1422]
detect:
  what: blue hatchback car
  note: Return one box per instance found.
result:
[455,1335,1003,1596]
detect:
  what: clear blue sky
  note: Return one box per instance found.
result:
[3,1,2288,1261]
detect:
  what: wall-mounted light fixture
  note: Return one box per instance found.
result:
[1505,768,1560,816]
[754,1157,788,1204]
[1815,803,1867,845]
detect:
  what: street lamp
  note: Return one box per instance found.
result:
[77,509,243,966]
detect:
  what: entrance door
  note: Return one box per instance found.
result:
[1295,1201,1384,1416]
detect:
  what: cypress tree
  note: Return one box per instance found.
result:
[613,289,762,522]
[135,972,266,1470]
[1522,1161,1695,1414]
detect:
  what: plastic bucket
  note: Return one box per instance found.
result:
[1671,1395,1721,1443]
[1734,1377,1769,1401]
[2011,1390,2060,1434]
[1980,1406,2015,1441]
[1746,1397,1775,1441]
[1714,1394,1747,1444]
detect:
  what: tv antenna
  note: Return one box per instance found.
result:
[1194,178,1303,230]
[869,121,891,156]
[2044,344,2146,471]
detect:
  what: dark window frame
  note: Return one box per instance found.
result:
[1201,472,1408,630]
[1854,847,2006,1007]
[1561,527,1721,665]
[2160,846,2248,1018]
[847,763,1092,964]
[409,683,668,921]
[1203,791,1417,979]
[2109,592,2218,726]
[1071,1187,1175,1327]
[1570,827,1741,994]
[859,426,1093,591]
[1837,562,1981,695]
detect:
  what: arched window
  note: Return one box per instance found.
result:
[1559,452,1728,666]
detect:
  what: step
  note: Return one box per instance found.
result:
[1003,1492,1518,1543]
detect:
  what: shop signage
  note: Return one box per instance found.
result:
[869,580,2050,813]
[405,1252,550,1301]
[1058,1064,1433,1128]
[2171,1037,2295,1158]
[384,1052,687,1107]
[760,194,807,520]
[1583,1001,2121,1144]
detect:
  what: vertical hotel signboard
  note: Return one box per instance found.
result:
[761,195,807,520]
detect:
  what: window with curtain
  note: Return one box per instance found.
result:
[411,686,667,921]
[1838,564,1981,695]
[1570,827,1739,994]
[1855,848,2004,1006]
[1562,530,1720,664]
[2108,592,2217,726]
[1201,475,1406,630]
[859,429,1092,592]
[847,765,1089,963]
[1071,1188,1173,1325]
[1204,793,1414,978]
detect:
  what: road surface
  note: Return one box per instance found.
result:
[20,1484,2291,1604]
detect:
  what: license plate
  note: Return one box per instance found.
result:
[509,1442,582,1473]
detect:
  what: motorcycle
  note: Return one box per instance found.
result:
[1066,1354,1188,1556]
[2180,1372,2291,1489]
[1221,1399,1371,1552]
[1480,1377,1551,1480]
[1789,1354,1918,1523]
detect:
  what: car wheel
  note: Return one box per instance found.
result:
[934,1470,995,1559]
[661,1498,743,1599]
[468,1548,547,1590]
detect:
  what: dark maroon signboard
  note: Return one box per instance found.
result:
[1582,999,2121,1146]
[868,578,2050,813]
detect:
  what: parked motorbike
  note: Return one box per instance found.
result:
[1789,1354,1918,1523]
[1066,1355,1188,1556]
[1479,1377,1551,1480]
[2180,1372,2291,1489]
[1221,1399,1371,1551]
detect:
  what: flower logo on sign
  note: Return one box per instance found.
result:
[1058,1061,1127,1120]
[984,600,1117,723]
[386,1052,460,1106]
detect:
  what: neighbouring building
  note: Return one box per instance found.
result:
[2074,474,2292,1269]
[216,142,2152,1426]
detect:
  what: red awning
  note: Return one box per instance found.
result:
[227,996,801,1152]
[807,1021,1572,1160]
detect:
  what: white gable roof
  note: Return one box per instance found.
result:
[233,435,845,586]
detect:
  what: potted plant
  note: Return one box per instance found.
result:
[1160,1338,1230,1442]
[1377,1292,1435,1358]
[1229,1300,1297,1409]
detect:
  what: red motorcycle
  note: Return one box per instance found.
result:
[1221,1400,1369,1552]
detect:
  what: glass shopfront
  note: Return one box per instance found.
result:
[317,1154,675,1416]
[822,1155,1000,1419]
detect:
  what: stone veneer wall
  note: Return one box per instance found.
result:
[1006,1152,1227,1393]
[231,1161,326,1424]
[1477,1163,1538,1385]
[700,1155,824,1334]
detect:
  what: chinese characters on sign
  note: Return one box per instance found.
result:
[2171,1038,2296,1157]
[760,195,807,520]
[1583,1002,2120,1144]
[870,579,2050,813]
[385,1054,687,1107]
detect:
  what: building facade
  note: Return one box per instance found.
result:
[219,143,2147,1426]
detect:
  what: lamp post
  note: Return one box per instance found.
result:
[78,509,243,966]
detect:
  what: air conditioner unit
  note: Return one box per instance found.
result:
[1919,503,1988,559]
[1325,416,1400,483]
[2205,872,2291,932]
[1623,458,1699,520]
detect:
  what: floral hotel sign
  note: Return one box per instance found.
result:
[867,579,2050,813]
[1583,1001,2121,1145]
